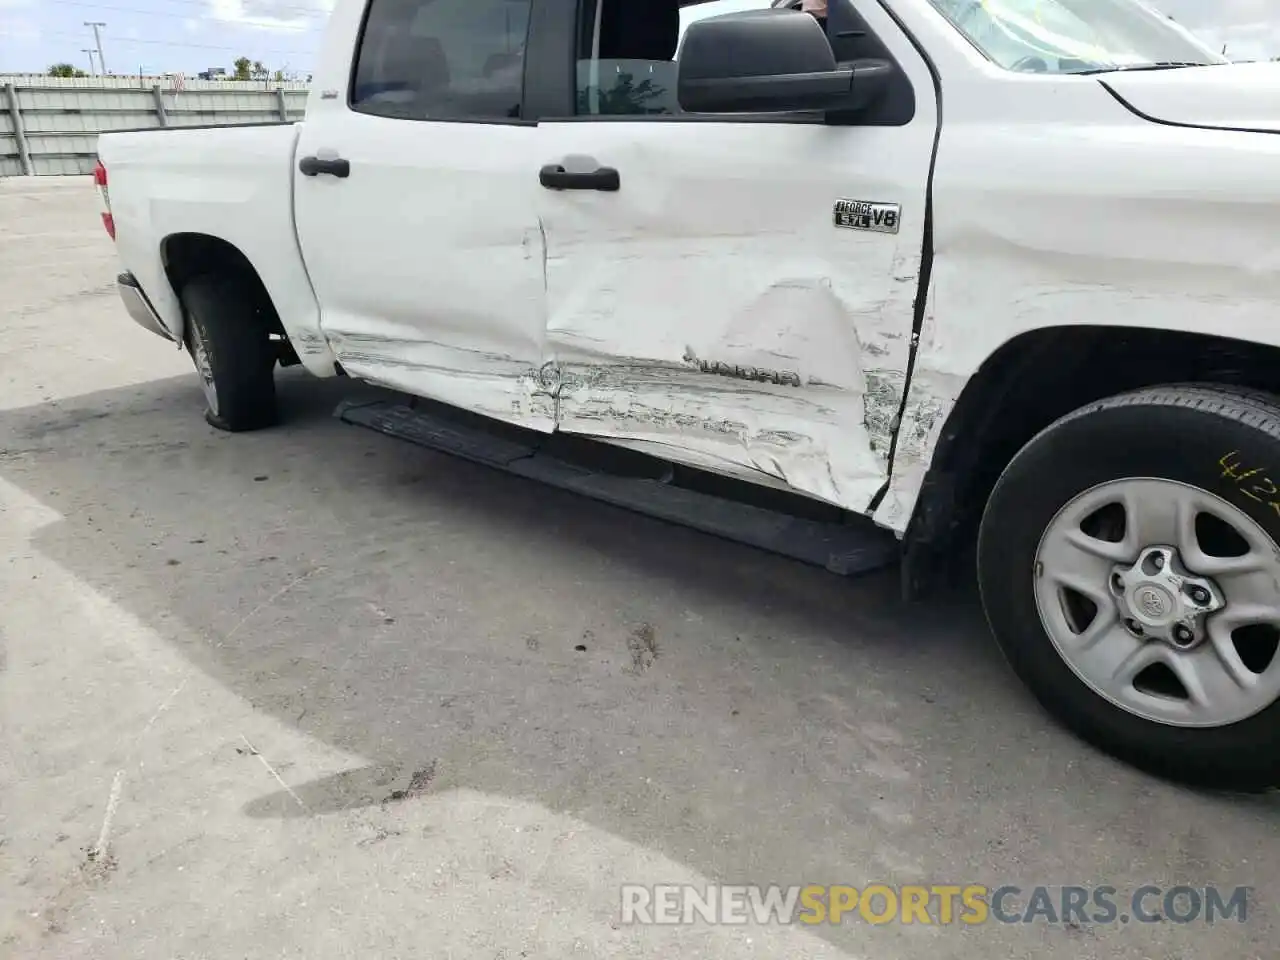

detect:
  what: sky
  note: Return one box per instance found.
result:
[0,0,334,76]
[0,0,1278,77]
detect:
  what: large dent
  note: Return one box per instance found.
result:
[327,331,557,430]
[872,274,958,533]
[876,84,1280,534]
[536,25,936,513]
[550,259,914,510]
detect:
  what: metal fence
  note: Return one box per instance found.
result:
[1,75,310,177]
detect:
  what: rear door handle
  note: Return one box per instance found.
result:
[539,163,619,192]
[299,155,350,178]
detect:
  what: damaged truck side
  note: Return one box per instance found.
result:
[97,0,1280,789]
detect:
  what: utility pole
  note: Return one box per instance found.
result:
[82,48,98,76]
[85,21,108,75]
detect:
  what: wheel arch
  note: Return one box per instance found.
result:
[161,232,288,346]
[900,325,1280,598]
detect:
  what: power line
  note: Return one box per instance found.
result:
[41,28,320,57]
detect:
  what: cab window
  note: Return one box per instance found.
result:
[351,0,533,120]
[571,0,913,125]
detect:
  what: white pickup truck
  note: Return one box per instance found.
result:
[96,0,1280,789]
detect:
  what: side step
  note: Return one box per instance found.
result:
[336,399,899,577]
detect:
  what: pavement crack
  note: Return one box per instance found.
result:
[240,735,309,813]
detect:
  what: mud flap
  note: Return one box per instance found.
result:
[337,398,900,577]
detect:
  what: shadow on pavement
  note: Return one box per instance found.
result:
[2,367,1276,958]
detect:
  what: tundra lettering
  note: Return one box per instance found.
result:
[696,360,804,387]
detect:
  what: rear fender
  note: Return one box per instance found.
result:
[97,123,336,375]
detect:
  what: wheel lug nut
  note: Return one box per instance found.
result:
[1151,553,1165,570]
[1125,619,1144,637]
[1188,586,1210,605]
[1111,573,1125,592]
[1173,625,1195,646]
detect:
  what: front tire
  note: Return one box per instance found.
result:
[180,274,277,432]
[979,384,1280,791]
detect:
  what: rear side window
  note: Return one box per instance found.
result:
[351,0,532,121]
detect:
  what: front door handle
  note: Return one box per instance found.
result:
[539,163,619,192]
[299,155,351,178]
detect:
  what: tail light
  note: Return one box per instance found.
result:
[94,159,115,240]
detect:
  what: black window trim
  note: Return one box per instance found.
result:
[346,0,541,126]
[342,0,916,127]
[523,0,916,126]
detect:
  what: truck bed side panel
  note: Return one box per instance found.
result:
[97,123,335,376]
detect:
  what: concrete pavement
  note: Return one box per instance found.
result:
[0,175,1274,959]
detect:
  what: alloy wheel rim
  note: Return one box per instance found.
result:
[190,324,219,416]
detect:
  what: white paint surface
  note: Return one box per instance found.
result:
[293,113,556,431]
[1102,60,1280,132]
[537,0,935,512]
[96,123,338,377]
[871,2,1280,528]
[96,0,1280,536]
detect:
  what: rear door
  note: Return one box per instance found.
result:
[294,0,555,430]
[529,0,938,513]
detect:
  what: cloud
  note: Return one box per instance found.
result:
[1155,0,1278,27]
[1197,21,1280,59]
[206,0,334,32]
[1154,0,1280,58]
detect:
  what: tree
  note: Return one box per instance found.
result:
[252,60,266,79]
[577,74,668,116]
[233,56,252,80]
[48,63,87,78]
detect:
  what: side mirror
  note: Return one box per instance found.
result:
[678,8,884,114]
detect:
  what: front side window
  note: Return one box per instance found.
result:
[571,0,909,122]
[351,0,532,121]
[927,0,1226,74]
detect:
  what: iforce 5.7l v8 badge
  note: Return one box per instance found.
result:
[833,199,901,235]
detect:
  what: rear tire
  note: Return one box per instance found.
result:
[180,274,277,432]
[978,384,1280,792]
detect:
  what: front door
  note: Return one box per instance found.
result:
[294,0,555,431]
[532,0,938,512]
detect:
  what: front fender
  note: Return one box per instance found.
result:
[875,78,1280,535]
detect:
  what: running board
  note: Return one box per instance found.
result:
[336,399,899,577]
